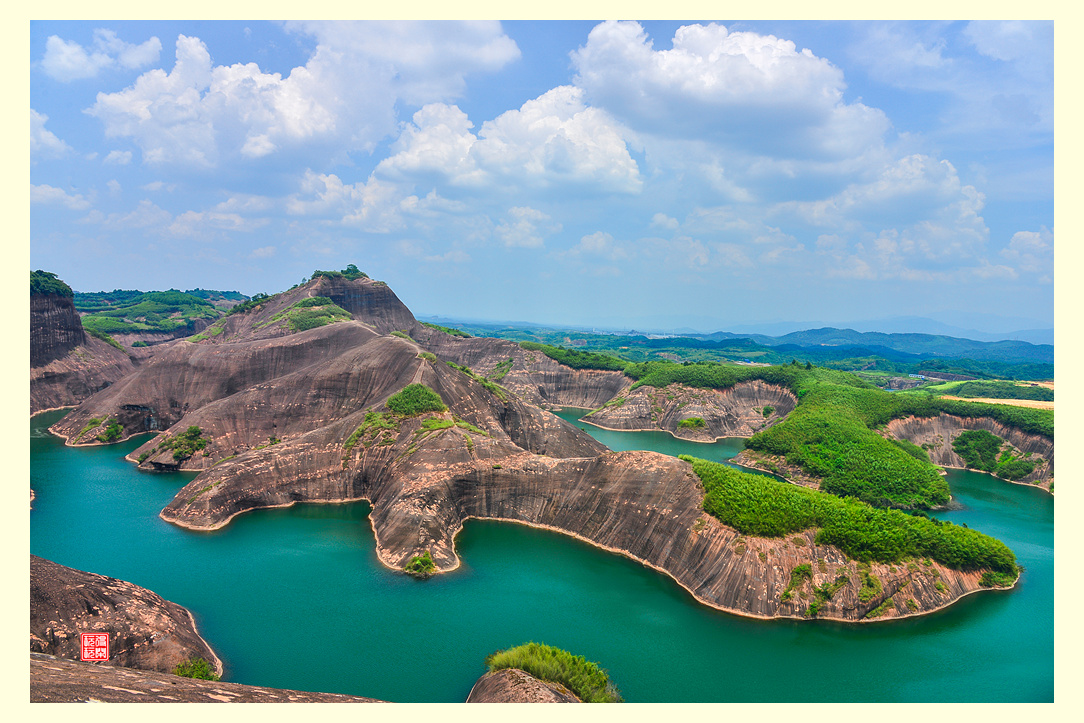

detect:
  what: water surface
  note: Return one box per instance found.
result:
[30,409,1053,701]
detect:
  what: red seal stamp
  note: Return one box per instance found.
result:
[80,632,109,661]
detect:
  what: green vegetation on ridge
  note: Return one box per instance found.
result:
[309,264,368,281]
[951,430,1036,480]
[386,384,447,416]
[30,270,73,298]
[226,292,272,316]
[500,344,1049,508]
[446,362,508,401]
[519,341,627,371]
[681,456,1018,574]
[262,296,351,333]
[930,380,1053,402]
[743,369,951,508]
[484,642,623,703]
[80,290,223,337]
[156,426,208,462]
[422,321,470,337]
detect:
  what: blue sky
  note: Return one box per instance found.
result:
[29,20,1054,332]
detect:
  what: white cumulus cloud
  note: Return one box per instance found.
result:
[286,170,406,233]
[30,109,72,159]
[565,231,629,262]
[41,29,161,81]
[1001,226,1053,282]
[86,23,519,169]
[30,184,92,210]
[495,207,561,248]
[572,21,889,162]
[379,86,641,193]
[104,150,132,165]
[780,154,988,263]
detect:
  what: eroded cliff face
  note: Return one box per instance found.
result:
[31,293,84,365]
[417,329,631,408]
[30,555,221,676]
[583,379,797,440]
[46,275,1012,623]
[313,275,418,334]
[30,294,137,415]
[884,414,1054,490]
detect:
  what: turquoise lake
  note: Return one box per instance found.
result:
[30,408,1053,702]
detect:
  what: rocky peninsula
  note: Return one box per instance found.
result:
[44,272,1036,623]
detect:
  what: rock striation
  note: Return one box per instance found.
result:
[466,669,581,702]
[30,555,221,676]
[417,328,632,409]
[30,292,136,415]
[31,292,85,366]
[30,653,384,702]
[884,414,1054,490]
[45,274,1026,623]
[582,379,797,440]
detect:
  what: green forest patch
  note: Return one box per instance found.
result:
[484,642,622,703]
[682,455,1018,575]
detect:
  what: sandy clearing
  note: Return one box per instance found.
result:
[939,395,1054,410]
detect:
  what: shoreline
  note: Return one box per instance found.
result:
[930,461,1053,495]
[181,606,225,678]
[30,405,74,420]
[156,478,998,625]
[442,514,1003,625]
[560,408,755,445]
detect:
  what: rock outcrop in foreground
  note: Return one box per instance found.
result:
[30,653,383,703]
[466,669,581,702]
[46,274,1022,623]
[30,555,221,676]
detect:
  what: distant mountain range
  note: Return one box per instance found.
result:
[719,317,1052,346]
[703,327,1052,364]
[423,313,1053,347]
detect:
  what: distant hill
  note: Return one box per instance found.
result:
[72,288,250,343]
[705,327,1052,365]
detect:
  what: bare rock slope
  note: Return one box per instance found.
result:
[30,555,221,676]
[30,653,383,702]
[47,275,1018,622]
[583,379,797,440]
[466,668,581,702]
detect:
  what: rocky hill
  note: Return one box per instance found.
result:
[45,273,1024,622]
[30,555,220,675]
[30,271,136,415]
[583,379,797,440]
